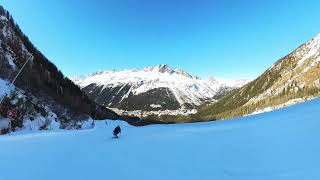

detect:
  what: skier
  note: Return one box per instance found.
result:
[113,125,121,138]
[91,120,95,128]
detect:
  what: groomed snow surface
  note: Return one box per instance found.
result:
[1,98,320,180]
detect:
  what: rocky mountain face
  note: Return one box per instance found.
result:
[0,6,123,133]
[195,33,320,121]
[73,64,248,117]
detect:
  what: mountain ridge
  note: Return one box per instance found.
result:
[73,64,249,117]
[194,33,320,121]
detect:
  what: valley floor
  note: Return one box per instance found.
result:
[1,98,320,180]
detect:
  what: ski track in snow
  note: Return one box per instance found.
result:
[1,98,320,180]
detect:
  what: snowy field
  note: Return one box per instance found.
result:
[1,98,320,180]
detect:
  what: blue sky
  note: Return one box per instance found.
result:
[1,0,320,79]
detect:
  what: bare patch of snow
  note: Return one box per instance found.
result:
[0,118,10,130]
[0,78,14,99]
[295,33,320,68]
[5,52,17,70]
[246,97,315,116]
[0,15,8,21]
[150,104,162,108]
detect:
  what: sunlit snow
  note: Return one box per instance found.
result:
[1,98,319,180]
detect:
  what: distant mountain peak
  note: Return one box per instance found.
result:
[313,33,320,41]
[74,65,249,116]
[86,64,199,80]
[303,33,320,50]
[208,77,219,84]
[144,64,174,74]
[154,64,171,72]
[145,64,201,79]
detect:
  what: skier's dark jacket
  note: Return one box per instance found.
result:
[113,126,121,136]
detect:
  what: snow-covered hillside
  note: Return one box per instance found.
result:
[246,33,320,106]
[0,6,121,131]
[197,33,320,121]
[0,78,91,133]
[1,97,319,180]
[74,65,249,116]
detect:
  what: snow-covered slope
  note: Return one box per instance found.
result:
[74,65,249,116]
[0,78,97,134]
[1,97,319,180]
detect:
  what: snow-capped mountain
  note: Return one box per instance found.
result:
[196,33,320,121]
[74,64,249,116]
